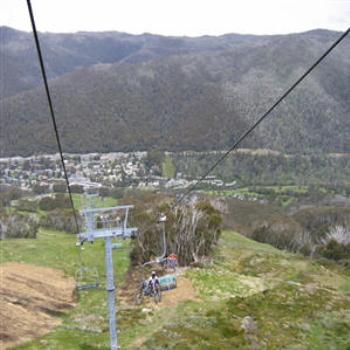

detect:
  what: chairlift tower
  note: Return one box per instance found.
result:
[143,213,167,271]
[77,205,137,350]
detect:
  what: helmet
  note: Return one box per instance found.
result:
[152,271,156,276]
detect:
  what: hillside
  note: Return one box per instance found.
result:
[1,229,349,349]
[0,26,271,99]
[1,28,350,156]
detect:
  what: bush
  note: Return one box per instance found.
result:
[53,182,67,193]
[99,187,110,197]
[39,197,56,211]
[39,194,71,211]
[32,184,49,195]
[251,220,303,252]
[317,240,350,261]
[292,206,350,242]
[70,185,84,194]
[14,199,38,212]
[0,186,26,208]
[110,187,125,199]
[130,199,222,266]
[0,212,39,239]
[41,209,82,233]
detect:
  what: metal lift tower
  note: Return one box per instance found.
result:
[77,205,137,350]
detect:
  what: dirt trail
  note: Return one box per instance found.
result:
[160,275,196,307]
[0,262,75,349]
[123,270,197,350]
[120,267,197,308]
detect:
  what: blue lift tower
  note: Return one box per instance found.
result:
[77,205,137,350]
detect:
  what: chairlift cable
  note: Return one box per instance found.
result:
[134,26,350,237]
[175,26,350,205]
[26,0,350,261]
[26,0,80,236]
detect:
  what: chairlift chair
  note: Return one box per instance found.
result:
[136,213,177,304]
[111,242,123,249]
[75,266,100,291]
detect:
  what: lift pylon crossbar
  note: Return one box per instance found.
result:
[78,227,137,241]
[81,205,134,214]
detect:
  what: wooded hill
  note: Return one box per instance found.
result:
[1,27,349,156]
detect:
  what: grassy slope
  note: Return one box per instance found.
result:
[71,194,118,210]
[1,231,350,349]
[1,229,130,350]
[140,232,350,349]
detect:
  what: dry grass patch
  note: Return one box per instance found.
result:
[0,262,75,349]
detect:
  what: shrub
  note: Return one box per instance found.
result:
[14,199,38,212]
[130,199,222,266]
[39,194,71,211]
[251,216,304,251]
[99,187,110,197]
[317,240,350,261]
[41,209,82,233]
[70,185,84,194]
[321,225,350,245]
[53,182,67,193]
[32,183,49,194]
[0,212,39,239]
[39,196,56,211]
[0,186,26,208]
[292,206,350,242]
[110,187,125,199]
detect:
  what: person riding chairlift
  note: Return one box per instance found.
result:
[148,271,160,291]
[167,253,178,270]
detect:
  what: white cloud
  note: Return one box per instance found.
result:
[0,0,349,36]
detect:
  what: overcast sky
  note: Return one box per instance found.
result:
[1,0,349,36]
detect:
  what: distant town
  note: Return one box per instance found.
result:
[0,152,237,193]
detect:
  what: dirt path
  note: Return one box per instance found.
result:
[159,275,196,307]
[123,270,197,350]
[0,262,75,349]
[119,267,197,308]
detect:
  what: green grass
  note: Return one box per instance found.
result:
[204,187,260,197]
[71,194,118,210]
[1,230,350,349]
[1,229,131,350]
[141,231,350,349]
[258,185,309,193]
[162,154,176,179]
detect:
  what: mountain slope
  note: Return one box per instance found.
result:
[1,28,349,156]
[139,231,350,349]
[0,26,272,99]
[1,229,349,349]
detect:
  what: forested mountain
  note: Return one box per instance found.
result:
[1,27,349,156]
[0,26,273,99]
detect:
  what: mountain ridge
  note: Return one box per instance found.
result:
[1,27,349,156]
